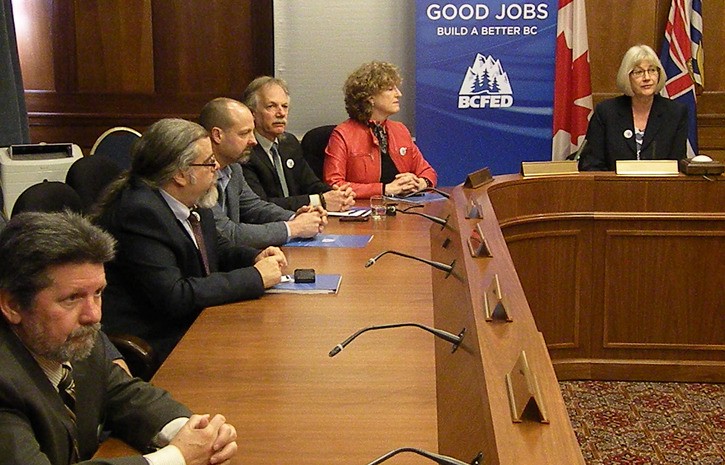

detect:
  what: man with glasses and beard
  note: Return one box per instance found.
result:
[0,211,238,465]
[94,118,287,367]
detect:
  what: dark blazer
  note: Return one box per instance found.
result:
[96,177,265,363]
[212,163,294,248]
[579,94,688,171]
[242,132,331,211]
[0,322,191,465]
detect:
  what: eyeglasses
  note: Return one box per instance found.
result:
[630,68,660,79]
[189,155,217,168]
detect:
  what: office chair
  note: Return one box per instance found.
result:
[106,333,157,381]
[90,126,141,171]
[66,155,123,213]
[301,125,336,181]
[11,181,83,217]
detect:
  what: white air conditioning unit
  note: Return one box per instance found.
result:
[0,143,83,217]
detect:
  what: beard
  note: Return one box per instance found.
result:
[197,182,220,209]
[22,322,101,363]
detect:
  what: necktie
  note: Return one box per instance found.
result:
[270,143,290,197]
[188,210,211,276]
[58,363,76,417]
[59,363,80,462]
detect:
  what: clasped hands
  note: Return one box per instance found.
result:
[170,414,237,465]
[323,182,356,212]
[384,173,427,197]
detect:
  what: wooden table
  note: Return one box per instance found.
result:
[99,213,442,464]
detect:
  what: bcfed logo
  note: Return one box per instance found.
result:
[458,53,513,109]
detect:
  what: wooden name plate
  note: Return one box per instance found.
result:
[521,160,579,177]
[615,160,679,176]
[464,167,493,189]
[505,351,549,423]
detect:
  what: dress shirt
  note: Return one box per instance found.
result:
[159,189,197,248]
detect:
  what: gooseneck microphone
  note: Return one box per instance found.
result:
[397,205,450,227]
[328,322,465,357]
[365,250,455,277]
[366,447,482,465]
[421,186,451,199]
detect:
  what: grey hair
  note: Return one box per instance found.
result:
[0,211,116,312]
[241,76,290,112]
[616,44,666,96]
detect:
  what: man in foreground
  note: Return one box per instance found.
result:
[0,211,237,465]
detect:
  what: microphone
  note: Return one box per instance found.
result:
[421,186,451,199]
[566,139,587,161]
[396,205,450,227]
[365,250,455,277]
[366,447,482,465]
[329,322,465,357]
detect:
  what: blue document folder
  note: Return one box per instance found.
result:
[284,234,373,248]
[267,274,342,294]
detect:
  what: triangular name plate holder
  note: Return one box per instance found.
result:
[468,223,492,258]
[615,160,678,176]
[484,274,511,322]
[505,350,549,424]
[464,167,493,189]
[466,199,482,219]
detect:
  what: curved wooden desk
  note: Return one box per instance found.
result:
[428,172,723,464]
[486,173,724,382]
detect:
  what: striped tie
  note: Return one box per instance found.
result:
[58,363,80,462]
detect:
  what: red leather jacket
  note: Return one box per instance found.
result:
[323,119,437,199]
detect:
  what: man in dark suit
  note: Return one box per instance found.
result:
[241,77,355,212]
[199,98,326,248]
[0,211,237,465]
[94,118,287,365]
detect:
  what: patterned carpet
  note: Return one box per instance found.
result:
[559,381,725,465]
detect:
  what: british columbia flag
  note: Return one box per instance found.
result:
[660,0,703,158]
[552,0,593,160]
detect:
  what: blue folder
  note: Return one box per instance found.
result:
[284,234,373,248]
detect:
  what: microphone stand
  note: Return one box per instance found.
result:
[329,322,465,357]
[396,205,449,229]
[365,250,456,278]
[366,447,482,465]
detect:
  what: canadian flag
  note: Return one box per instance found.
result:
[552,0,593,160]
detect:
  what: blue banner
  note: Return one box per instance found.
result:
[415,1,557,185]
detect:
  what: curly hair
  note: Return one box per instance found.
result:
[344,61,402,122]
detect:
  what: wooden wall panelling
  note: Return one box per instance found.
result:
[74,0,154,93]
[13,0,55,90]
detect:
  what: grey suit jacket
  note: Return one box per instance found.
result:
[0,322,191,465]
[212,163,294,248]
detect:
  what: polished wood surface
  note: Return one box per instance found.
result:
[99,215,440,464]
[430,189,585,465]
[484,173,725,382]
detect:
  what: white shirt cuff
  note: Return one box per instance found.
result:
[309,194,322,207]
[143,445,186,465]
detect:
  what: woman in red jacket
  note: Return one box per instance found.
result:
[323,61,437,199]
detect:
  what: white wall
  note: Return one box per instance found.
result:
[273,0,416,138]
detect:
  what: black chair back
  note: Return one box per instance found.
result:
[66,155,123,212]
[301,125,335,180]
[90,127,141,170]
[11,181,83,217]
